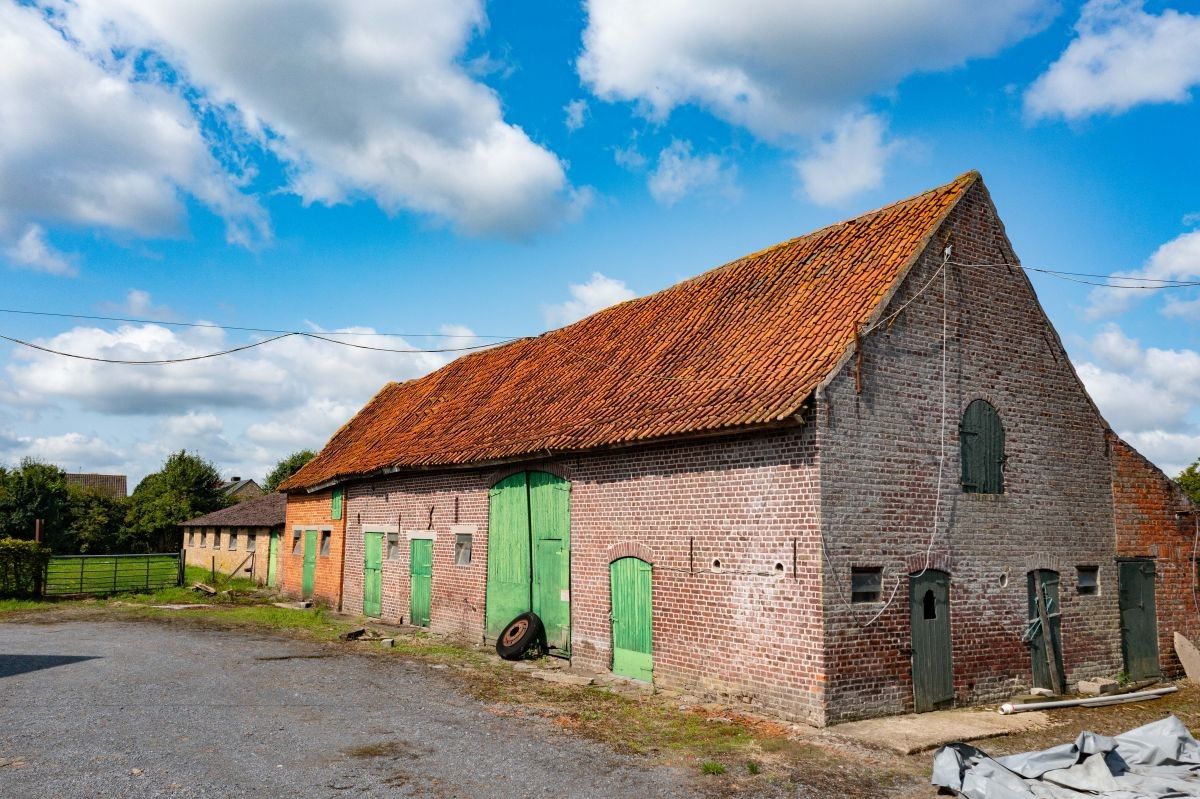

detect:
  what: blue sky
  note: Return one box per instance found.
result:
[1,0,1199,485]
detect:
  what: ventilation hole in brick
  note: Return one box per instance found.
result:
[999,573,1009,588]
[711,559,722,572]
[774,562,785,574]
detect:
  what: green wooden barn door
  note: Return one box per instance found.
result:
[486,473,532,638]
[530,471,571,653]
[410,538,433,627]
[910,570,953,712]
[301,530,317,598]
[363,532,383,618]
[1027,570,1066,692]
[267,532,279,588]
[610,557,652,681]
[1119,560,1160,680]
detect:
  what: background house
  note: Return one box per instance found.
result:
[221,476,264,503]
[63,472,127,499]
[180,492,286,585]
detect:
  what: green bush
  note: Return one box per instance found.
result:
[0,537,51,598]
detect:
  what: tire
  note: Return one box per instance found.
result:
[496,612,545,660]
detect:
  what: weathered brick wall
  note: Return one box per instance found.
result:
[280,491,346,607]
[818,181,1123,722]
[181,525,274,583]
[340,428,826,725]
[1111,436,1200,676]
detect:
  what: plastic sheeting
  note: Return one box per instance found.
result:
[932,715,1200,798]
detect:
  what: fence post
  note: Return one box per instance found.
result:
[211,556,215,586]
[113,556,118,594]
[145,556,150,590]
[79,556,85,594]
[178,550,185,587]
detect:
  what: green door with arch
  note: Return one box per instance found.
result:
[485,471,571,653]
[610,557,653,682]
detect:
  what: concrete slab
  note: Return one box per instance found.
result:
[825,708,1050,755]
[1176,632,1200,681]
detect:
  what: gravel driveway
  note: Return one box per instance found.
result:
[0,620,698,799]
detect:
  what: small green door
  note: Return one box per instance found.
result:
[1119,560,1160,680]
[610,557,652,682]
[911,570,953,712]
[410,538,432,627]
[267,532,279,588]
[301,529,317,598]
[1027,570,1066,692]
[363,533,383,618]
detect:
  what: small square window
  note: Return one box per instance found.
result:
[291,530,302,555]
[200,531,207,548]
[188,530,195,547]
[213,530,222,550]
[320,530,331,557]
[386,532,400,560]
[454,533,473,566]
[851,567,882,603]
[1077,566,1099,595]
[246,532,257,552]
[228,530,238,551]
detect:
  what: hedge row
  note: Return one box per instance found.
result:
[0,537,51,598]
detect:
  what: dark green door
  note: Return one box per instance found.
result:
[1119,560,1160,680]
[301,530,317,598]
[1027,570,1066,692]
[267,532,279,588]
[410,538,432,627]
[910,570,953,712]
[485,471,571,652]
[363,532,383,618]
[610,557,653,681]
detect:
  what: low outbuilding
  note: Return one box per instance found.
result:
[180,492,286,585]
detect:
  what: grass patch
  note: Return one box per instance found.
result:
[746,760,761,775]
[701,761,726,775]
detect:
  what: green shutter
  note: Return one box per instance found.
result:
[961,400,1004,494]
[331,487,343,520]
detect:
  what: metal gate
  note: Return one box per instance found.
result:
[910,569,953,712]
[1119,559,1160,680]
[43,552,183,597]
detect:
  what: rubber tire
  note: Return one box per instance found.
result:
[496,612,545,660]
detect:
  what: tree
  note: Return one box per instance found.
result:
[1179,458,1200,506]
[124,451,231,552]
[263,449,316,492]
[0,459,73,551]
[66,486,128,555]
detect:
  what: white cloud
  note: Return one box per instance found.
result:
[1085,229,1200,318]
[564,99,590,132]
[0,2,267,261]
[647,140,740,207]
[543,272,637,327]
[795,112,899,206]
[1077,323,1200,475]
[579,0,1052,140]
[1026,0,1200,120]
[3,224,75,276]
[48,0,575,238]
[613,142,647,171]
[0,431,125,473]
[101,289,174,321]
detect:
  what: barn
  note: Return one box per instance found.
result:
[279,172,1197,725]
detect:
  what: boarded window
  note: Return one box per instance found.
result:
[331,487,343,520]
[228,530,238,550]
[246,532,257,552]
[1077,565,1099,595]
[455,533,473,566]
[320,530,331,557]
[213,530,222,550]
[960,399,1005,494]
[200,531,207,548]
[386,532,400,560]
[851,567,882,603]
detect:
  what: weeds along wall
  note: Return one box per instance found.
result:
[817,181,1122,722]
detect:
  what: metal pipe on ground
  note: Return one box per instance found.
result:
[999,686,1177,715]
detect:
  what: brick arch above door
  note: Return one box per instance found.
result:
[607,541,656,565]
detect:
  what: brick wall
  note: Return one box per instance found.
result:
[280,490,346,607]
[340,427,826,725]
[1111,435,1200,676]
[181,525,275,583]
[818,181,1123,722]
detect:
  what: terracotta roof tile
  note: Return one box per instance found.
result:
[282,172,978,490]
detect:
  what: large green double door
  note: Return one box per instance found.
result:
[485,471,571,653]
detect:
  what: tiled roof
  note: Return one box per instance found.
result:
[283,172,978,490]
[63,473,128,498]
[179,492,286,528]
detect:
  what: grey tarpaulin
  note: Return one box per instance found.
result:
[932,715,1200,797]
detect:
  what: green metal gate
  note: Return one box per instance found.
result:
[410,538,432,627]
[610,557,653,681]
[42,553,182,597]
[910,570,953,712]
[485,471,571,653]
[363,532,383,618]
[1119,559,1160,680]
[301,530,317,598]
[1027,570,1066,693]
[267,532,279,588]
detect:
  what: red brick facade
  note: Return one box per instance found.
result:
[1111,436,1199,677]
[279,489,346,608]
